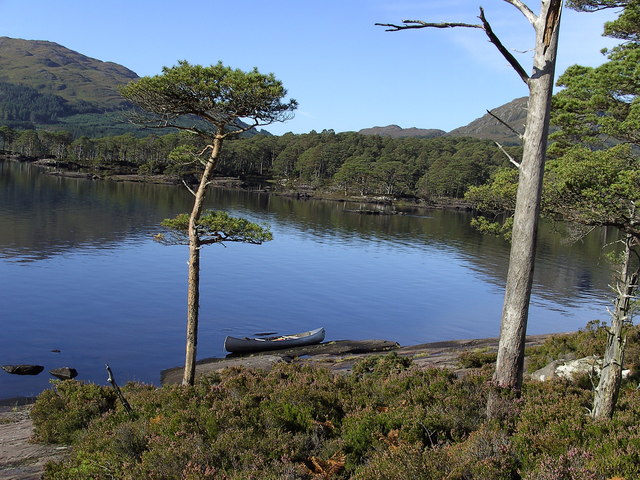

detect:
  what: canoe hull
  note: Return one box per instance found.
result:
[224,327,325,354]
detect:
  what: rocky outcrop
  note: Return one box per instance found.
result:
[49,367,78,380]
[0,405,69,480]
[1,365,44,376]
[530,356,631,382]
[161,340,400,385]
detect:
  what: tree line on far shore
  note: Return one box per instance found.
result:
[0,124,520,202]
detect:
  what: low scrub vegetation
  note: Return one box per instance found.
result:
[33,328,640,479]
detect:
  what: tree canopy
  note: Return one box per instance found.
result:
[158,211,272,246]
[120,61,298,138]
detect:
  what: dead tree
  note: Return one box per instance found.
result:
[378,0,563,396]
[592,235,639,419]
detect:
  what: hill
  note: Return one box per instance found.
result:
[359,97,528,145]
[0,36,138,109]
[0,37,268,138]
[446,97,528,145]
[0,36,527,142]
[0,37,142,137]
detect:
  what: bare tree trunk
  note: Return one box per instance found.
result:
[493,0,562,393]
[182,137,223,386]
[592,235,637,419]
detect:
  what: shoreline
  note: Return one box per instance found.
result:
[0,332,560,478]
[1,333,559,406]
[2,154,473,211]
[160,333,555,385]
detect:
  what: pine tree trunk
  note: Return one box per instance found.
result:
[592,236,636,419]
[182,137,223,386]
[492,1,562,393]
[183,236,201,386]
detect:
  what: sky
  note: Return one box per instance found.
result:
[0,1,622,136]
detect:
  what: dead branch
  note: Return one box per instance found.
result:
[479,8,530,84]
[105,364,134,419]
[376,7,530,85]
[375,20,482,31]
[502,0,538,25]
[182,179,197,197]
[495,141,521,168]
[486,109,524,139]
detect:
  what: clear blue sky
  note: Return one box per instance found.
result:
[0,1,620,135]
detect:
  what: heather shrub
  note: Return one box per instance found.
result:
[457,348,498,369]
[340,359,488,471]
[31,380,117,444]
[445,423,518,479]
[352,424,518,480]
[512,380,592,469]
[523,448,598,480]
[350,352,413,377]
[351,441,450,479]
[35,349,640,479]
[513,381,640,479]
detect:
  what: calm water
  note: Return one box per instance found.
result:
[0,160,617,399]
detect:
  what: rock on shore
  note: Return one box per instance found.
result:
[161,335,553,385]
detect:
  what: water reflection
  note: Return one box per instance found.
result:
[0,161,195,261]
[0,160,618,399]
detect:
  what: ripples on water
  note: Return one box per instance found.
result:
[0,160,617,399]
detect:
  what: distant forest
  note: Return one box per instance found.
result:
[1,127,520,200]
[0,81,102,127]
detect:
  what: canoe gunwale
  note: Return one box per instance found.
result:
[224,327,325,354]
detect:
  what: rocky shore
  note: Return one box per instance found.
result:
[0,405,69,480]
[160,334,553,385]
[0,333,560,479]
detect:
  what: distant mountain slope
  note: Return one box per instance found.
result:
[0,37,268,138]
[0,36,138,109]
[359,124,445,139]
[446,97,528,145]
[358,98,528,145]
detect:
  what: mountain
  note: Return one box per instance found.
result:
[359,125,445,139]
[359,97,528,145]
[446,97,528,145]
[0,35,527,142]
[0,37,142,136]
[0,37,271,139]
[0,37,138,109]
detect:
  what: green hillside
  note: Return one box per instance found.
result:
[0,36,138,108]
[0,37,269,138]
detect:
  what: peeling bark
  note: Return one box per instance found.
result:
[592,235,637,418]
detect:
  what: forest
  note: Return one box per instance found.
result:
[0,126,520,202]
[0,81,102,126]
